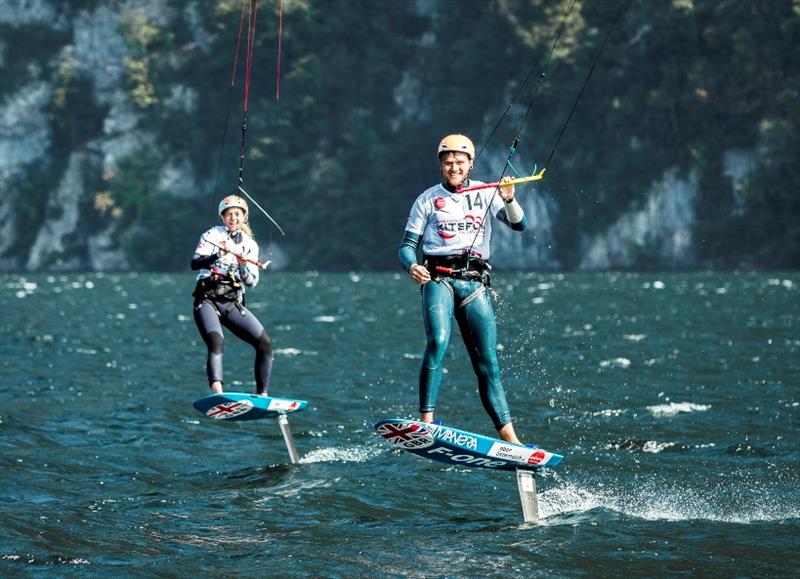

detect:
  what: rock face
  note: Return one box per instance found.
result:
[492,190,560,270]
[579,169,698,270]
[27,152,85,270]
[0,81,53,270]
[0,1,208,271]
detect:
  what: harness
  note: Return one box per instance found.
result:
[424,254,494,308]
[425,254,492,286]
[193,268,246,315]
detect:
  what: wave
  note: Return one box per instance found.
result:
[599,357,631,368]
[274,347,318,357]
[604,439,717,454]
[647,401,711,417]
[313,315,338,322]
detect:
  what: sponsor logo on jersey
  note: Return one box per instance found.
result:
[207,400,254,419]
[378,422,435,450]
[435,215,484,239]
[434,196,446,210]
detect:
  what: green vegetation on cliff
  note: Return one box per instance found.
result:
[1,0,797,270]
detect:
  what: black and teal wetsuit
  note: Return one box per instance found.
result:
[191,226,273,394]
[400,180,527,430]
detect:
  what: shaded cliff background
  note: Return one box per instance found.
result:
[0,0,797,272]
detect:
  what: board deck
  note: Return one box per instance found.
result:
[193,393,308,421]
[375,418,563,472]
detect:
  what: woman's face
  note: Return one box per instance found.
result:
[439,152,472,188]
[221,207,245,232]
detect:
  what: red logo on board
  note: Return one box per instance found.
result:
[528,450,547,465]
[434,197,446,210]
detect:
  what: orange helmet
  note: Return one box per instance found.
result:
[437,134,475,160]
[218,195,248,218]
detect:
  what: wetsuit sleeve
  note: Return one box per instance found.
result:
[399,231,421,272]
[191,253,219,270]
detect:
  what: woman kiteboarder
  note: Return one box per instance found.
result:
[191,195,273,396]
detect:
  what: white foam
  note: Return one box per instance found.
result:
[647,402,710,417]
[540,477,800,524]
[599,357,631,368]
[274,347,303,356]
[313,315,338,322]
[613,484,798,523]
[642,281,666,289]
[642,440,676,453]
[591,408,628,417]
[299,445,382,464]
[1,554,89,565]
[538,482,602,520]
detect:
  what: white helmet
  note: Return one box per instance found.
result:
[437,134,475,160]
[218,195,248,218]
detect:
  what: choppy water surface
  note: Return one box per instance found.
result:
[1,271,798,576]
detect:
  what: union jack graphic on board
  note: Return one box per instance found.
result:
[206,400,254,419]
[377,422,435,450]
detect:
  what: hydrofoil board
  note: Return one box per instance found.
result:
[194,393,308,422]
[375,418,563,472]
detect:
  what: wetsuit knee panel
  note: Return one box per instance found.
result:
[206,331,224,355]
[256,330,272,356]
[426,328,450,348]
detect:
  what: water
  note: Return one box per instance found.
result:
[2,271,798,576]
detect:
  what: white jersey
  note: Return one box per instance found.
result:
[404,181,507,260]
[194,225,260,288]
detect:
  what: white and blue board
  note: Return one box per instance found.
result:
[194,393,308,422]
[375,418,563,472]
